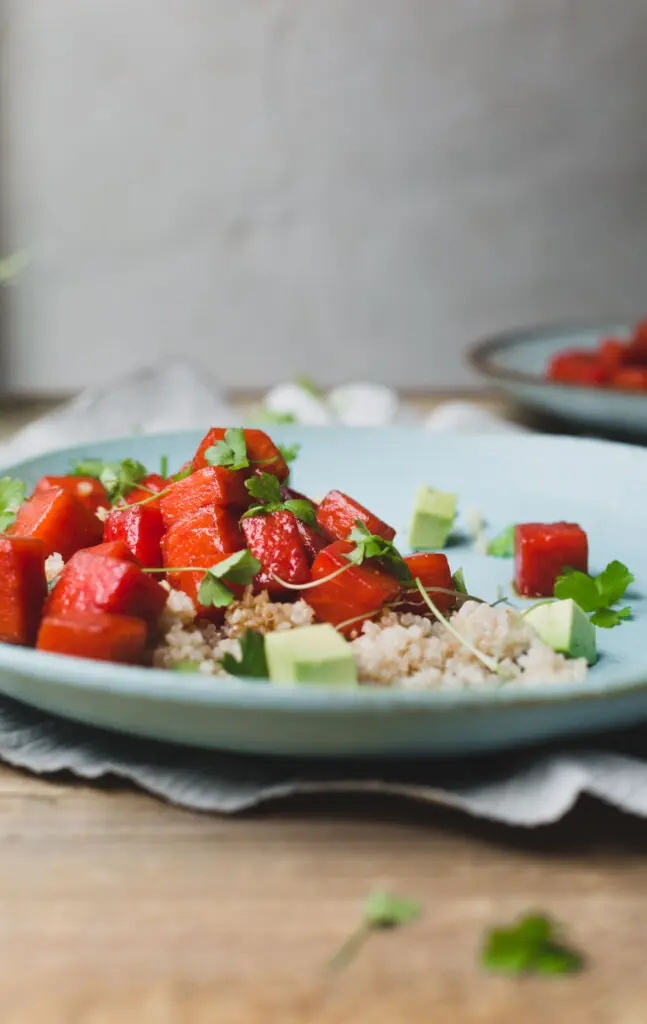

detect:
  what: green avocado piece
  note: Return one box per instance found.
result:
[265,624,358,687]
[524,598,597,665]
[408,486,457,550]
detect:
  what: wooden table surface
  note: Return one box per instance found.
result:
[0,397,645,1022]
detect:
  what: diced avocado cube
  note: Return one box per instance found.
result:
[408,486,457,550]
[524,598,597,665]
[265,624,358,687]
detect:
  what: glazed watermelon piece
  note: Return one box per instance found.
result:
[515,522,588,598]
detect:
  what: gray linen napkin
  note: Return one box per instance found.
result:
[2,359,646,825]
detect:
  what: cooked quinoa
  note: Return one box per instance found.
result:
[152,587,587,688]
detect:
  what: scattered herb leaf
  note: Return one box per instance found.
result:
[255,408,298,425]
[171,659,201,673]
[295,374,324,398]
[487,525,515,558]
[197,550,262,608]
[243,472,317,525]
[345,520,412,583]
[328,890,421,973]
[245,472,282,505]
[452,567,467,594]
[278,442,300,464]
[220,630,268,679]
[204,427,249,471]
[0,477,27,532]
[72,458,148,503]
[554,560,635,628]
[482,912,584,976]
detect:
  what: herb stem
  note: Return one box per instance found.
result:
[414,577,501,674]
[271,563,352,591]
[160,455,168,478]
[123,485,172,508]
[327,923,371,973]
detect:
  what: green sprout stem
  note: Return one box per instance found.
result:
[271,563,353,591]
[414,577,501,675]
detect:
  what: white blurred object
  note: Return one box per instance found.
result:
[0,358,235,464]
[424,401,528,434]
[262,383,332,426]
[327,384,400,426]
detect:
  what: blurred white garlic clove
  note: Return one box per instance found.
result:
[263,383,332,425]
[327,383,400,426]
[424,401,528,434]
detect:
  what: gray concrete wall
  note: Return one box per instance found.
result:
[2,0,647,393]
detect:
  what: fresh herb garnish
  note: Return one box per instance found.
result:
[220,630,268,679]
[72,458,148,503]
[328,890,421,972]
[344,520,412,583]
[171,659,201,673]
[160,455,168,478]
[204,427,249,471]
[295,374,324,398]
[554,560,634,628]
[197,550,262,608]
[487,525,515,558]
[278,442,300,464]
[242,473,317,526]
[482,912,584,976]
[172,465,193,482]
[0,477,27,532]
[255,409,297,425]
[452,567,467,594]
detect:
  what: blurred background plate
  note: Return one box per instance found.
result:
[468,321,647,436]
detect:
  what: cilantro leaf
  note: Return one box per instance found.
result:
[0,477,27,532]
[363,891,421,929]
[482,912,584,977]
[590,606,631,628]
[245,472,282,505]
[283,498,317,526]
[255,408,297,424]
[344,520,412,583]
[554,560,634,628]
[452,568,467,594]
[204,427,249,471]
[595,559,635,607]
[278,442,300,464]
[72,458,105,478]
[197,550,262,608]
[554,569,601,612]
[295,374,324,398]
[73,458,147,502]
[328,889,421,972]
[220,630,268,679]
[487,525,515,558]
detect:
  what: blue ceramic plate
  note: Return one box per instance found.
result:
[468,321,647,434]
[0,426,645,758]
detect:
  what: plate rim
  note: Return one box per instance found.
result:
[466,318,647,400]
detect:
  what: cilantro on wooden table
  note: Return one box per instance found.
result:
[242,473,317,526]
[554,560,634,628]
[0,477,27,532]
[197,550,262,608]
[345,520,412,583]
[72,458,148,503]
[487,524,515,557]
[482,912,584,976]
[204,427,250,471]
[328,890,421,972]
[220,630,268,679]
